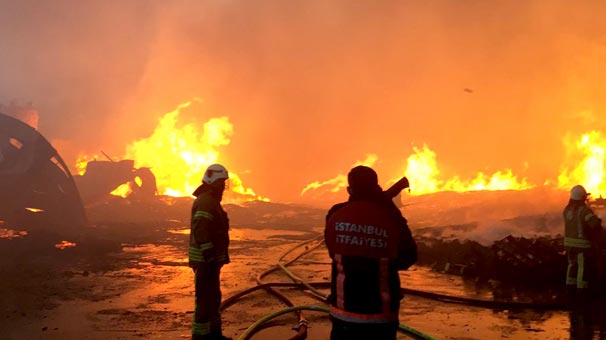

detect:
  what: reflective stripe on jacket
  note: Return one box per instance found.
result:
[564,204,598,250]
[325,199,416,323]
[189,187,230,267]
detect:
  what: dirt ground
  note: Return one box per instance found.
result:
[0,198,603,340]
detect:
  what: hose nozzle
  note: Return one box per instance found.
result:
[384,176,410,198]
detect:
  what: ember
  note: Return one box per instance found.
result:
[54,240,77,250]
[0,228,28,239]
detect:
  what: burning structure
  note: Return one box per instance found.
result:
[0,112,86,231]
[73,159,158,204]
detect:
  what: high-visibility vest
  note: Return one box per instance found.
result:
[564,205,595,250]
[189,190,229,267]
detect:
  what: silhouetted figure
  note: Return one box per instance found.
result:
[189,164,232,340]
[564,185,603,302]
[324,166,417,340]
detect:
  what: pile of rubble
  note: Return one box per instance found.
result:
[416,234,567,288]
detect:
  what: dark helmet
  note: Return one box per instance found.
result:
[570,184,589,201]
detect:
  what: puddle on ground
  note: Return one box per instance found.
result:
[7,227,604,340]
[110,231,584,340]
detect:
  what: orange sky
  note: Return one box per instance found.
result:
[1,1,605,203]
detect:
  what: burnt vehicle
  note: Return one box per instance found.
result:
[73,159,158,205]
[0,112,87,231]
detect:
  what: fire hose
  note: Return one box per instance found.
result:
[222,233,439,340]
[218,177,568,339]
[220,233,570,339]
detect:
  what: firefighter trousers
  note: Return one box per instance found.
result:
[193,264,224,340]
[566,250,596,292]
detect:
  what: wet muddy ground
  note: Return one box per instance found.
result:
[1,198,604,340]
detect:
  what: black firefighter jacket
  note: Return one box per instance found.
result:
[189,185,230,268]
[324,194,417,324]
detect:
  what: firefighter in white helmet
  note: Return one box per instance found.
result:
[189,164,232,340]
[563,184,603,299]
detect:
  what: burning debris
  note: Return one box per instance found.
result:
[54,240,77,250]
[0,227,28,240]
[0,112,87,232]
[74,101,268,203]
[73,159,158,204]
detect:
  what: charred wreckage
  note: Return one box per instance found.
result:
[0,112,157,234]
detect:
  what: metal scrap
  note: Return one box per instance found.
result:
[0,112,87,231]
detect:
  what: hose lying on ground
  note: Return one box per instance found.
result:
[236,305,439,340]
[223,235,438,340]
[273,234,572,311]
[250,235,326,340]
[221,234,570,339]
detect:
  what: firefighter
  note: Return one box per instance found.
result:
[189,164,232,340]
[324,166,417,340]
[564,184,603,299]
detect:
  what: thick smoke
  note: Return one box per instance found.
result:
[0,1,157,152]
[1,1,605,203]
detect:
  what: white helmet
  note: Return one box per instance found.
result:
[570,185,589,200]
[202,164,229,184]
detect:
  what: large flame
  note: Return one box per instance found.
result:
[301,146,533,198]
[301,154,378,195]
[124,101,229,196]
[75,101,268,202]
[558,131,606,198]
[123,100,267,201]
[404,144,533,195]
